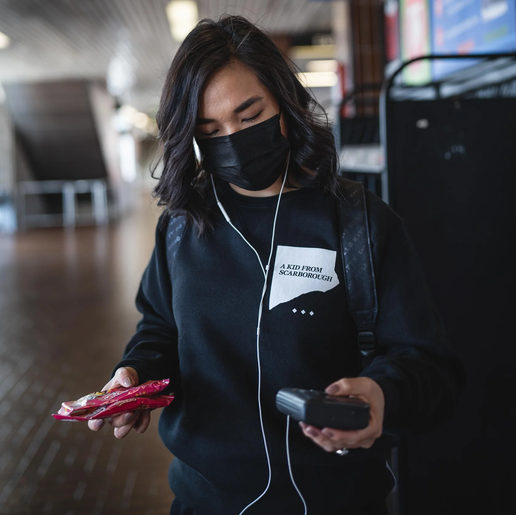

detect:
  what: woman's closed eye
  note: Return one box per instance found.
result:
[201,111,263,137]
[201,129,219,137]
[242,110,262,123]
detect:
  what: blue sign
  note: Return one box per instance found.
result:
[432,0,516,79]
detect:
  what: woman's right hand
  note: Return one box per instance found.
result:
[87,366,152,439]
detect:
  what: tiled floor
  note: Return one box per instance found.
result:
[0,193,175,514]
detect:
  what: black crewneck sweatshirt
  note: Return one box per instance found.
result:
[115,181,465,514]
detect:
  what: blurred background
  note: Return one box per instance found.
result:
[0,1,515,514]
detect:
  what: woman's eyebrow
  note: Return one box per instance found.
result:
[233,95,263,114]
[196,96,264,125]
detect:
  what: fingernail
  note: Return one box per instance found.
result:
[321,428,334,437]
[123,412,134,422]
[325,384,338,395]
[122,378,132,387]
[95,419,105,429]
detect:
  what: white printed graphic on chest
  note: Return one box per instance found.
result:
[269,245,340,310]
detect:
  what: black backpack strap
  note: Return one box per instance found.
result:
[165,214,187,276]
[337,180,378,370]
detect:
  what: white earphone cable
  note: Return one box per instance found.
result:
[212,153,307,514]
[237,157,289,514]
[210,175,266,279]
[286,416,308,515]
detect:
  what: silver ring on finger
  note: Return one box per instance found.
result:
[335,448,349,456]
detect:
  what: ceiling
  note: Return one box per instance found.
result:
[0,0,332,112]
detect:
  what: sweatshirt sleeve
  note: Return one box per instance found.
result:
[113,214,181,390]
[359,208,466,436]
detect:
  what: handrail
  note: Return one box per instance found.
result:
[383,52,516,94]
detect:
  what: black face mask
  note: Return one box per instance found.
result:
[196,112,291,191]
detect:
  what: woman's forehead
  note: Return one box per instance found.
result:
[197,63,274,118]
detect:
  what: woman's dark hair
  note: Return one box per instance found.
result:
[153,14,339,234]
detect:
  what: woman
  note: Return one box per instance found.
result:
[88,15,464,515]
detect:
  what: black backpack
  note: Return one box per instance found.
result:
[336,179,378,370]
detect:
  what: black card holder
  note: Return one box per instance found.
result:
[276,387,370,430]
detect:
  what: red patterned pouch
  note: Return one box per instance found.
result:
[52,379,174,421]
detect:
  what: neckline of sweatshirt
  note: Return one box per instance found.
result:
[215,176,315,209]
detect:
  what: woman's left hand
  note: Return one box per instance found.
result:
[300,377,385,452]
